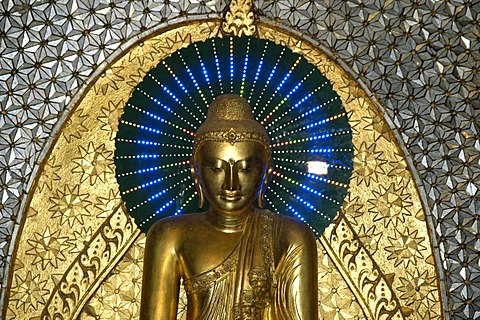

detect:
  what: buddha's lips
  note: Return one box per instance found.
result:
[219,192,242,201]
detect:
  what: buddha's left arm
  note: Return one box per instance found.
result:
[275,218,319,320]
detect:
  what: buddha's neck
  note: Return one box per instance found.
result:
[206,208,252,233]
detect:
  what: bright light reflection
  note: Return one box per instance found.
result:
[307,161,328,175]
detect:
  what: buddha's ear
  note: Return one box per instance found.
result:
[265,156,274,184]
[257,189,265,208]
[190,162,205,208]
[266,166,273,182]
[258,166,273,209]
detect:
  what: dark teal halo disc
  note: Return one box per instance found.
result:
[114,36,354,237]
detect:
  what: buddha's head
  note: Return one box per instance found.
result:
[192,94,273,215]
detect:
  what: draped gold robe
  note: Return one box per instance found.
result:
[183,210,303,320]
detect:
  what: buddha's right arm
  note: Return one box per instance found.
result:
[140,220,182,320]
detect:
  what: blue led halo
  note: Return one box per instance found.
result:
[114,36,354,237]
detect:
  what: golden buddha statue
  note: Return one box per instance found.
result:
[140,94,318,319]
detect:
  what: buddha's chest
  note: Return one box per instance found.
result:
[179,227,242,278]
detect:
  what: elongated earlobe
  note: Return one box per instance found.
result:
[197,185,205,208]
[258,166,273,208]
[257,166,272,208]
[257,189,265,208]
[191,166,205,208]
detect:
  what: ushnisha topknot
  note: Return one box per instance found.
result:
[194,94,270,150]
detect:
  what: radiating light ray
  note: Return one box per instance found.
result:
[269,140,291,148]
[329,163,352,171]
[127,103,196,137]
[259,68,315,123]
[116,138,193,150]
[265,196,280,215]
[161,60,189,94]
[273,130,352,146]
[116,152,190,160]
[309,148,353,154]
[229,37,234,93]
[257,56,302,120]
[275,164,349,188]
[272,113,348,140]
[120,119,166,138]
[121,167,189,195]
[119,120,193,147]
[270,96,340,134]
[194,43,215,99]
[270,130,349,147]
[272,147,351,155]
[178,51,208,110]
[248,43,268,107]
[131,188,167,211]
[131,175,192,212]
[272,157,307,165]
[266,186,294,217]
[161,60,204,117]
[305,173,347,188]
[147,74,201,124]
[254,47,286,115]
[175,188,196,215]
[287,205,306,222]
[212,39,223,95]
[274,57,301,93]
[136,87,198,129]
[116,160,190,178]
[263,80,328,127]
[273,171,340,205]
[139,199,174,228]
[267,185,308,225]
[271,179,329,221]
[240,38,251,97]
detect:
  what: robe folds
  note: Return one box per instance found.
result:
[183,210,304,320]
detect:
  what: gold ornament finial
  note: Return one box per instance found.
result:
[222,0,257,36]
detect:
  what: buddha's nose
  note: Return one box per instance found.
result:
[223,158,240,191]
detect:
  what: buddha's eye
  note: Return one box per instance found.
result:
[208,166,223,173]
[238,158,261,172]
[204,159,224,173]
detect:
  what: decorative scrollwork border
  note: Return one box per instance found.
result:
[41,205,140,319]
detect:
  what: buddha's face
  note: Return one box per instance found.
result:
[194,141,271,215]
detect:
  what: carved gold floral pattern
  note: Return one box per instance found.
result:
[49,184,92,227]
[72,142,115,185]
[25,227,74,269]
[9,271,49,313]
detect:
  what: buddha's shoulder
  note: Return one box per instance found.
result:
[146,213,206,239]
[266,211,316,246]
